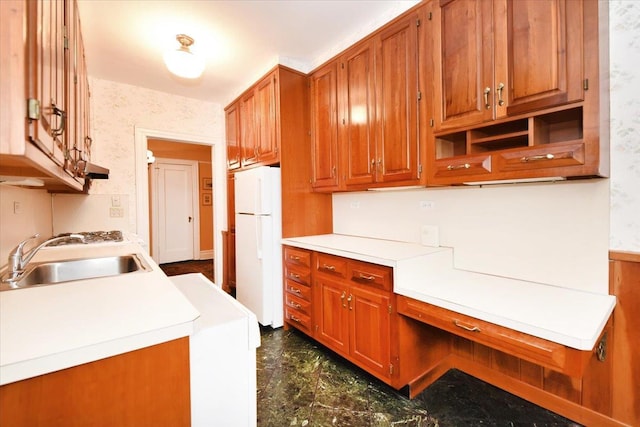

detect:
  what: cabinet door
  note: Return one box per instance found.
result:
[314,276,349,355]
[225,102,241,170]
[434,0,494,130]
[310,62,340,190]
[240,91,258,166]
[349,285,391,380]
[375,12,420,184]
[67,0,91,175]
[26,0,67,168]
[256,72,278,164]
[340,41,376,187]
[498,0,585,116]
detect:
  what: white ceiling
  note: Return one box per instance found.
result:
[77,0,420,106]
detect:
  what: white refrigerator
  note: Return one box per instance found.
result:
[234,166,283,328]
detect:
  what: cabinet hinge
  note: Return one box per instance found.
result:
[63,25,69,49]
[388,304,392,314]
[596,332,607,362]
[27,98,40,120]
[275,146,278,154]
[418,164,423,175]
[342,118,346,125]
[583,79,589,91]
[417,91,422,101]
[429,118,434,127]
[416,19,421,27]
[341,62,345,69]
[389,364,394,375]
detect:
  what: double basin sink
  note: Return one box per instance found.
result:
[1,253,151,291]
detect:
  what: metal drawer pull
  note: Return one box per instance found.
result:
[357,273,375,281]
[289,287,301,295]
[290,273,300,280]
[322,264,336,271]
[341,291,347,308]
[291,315,302,323]
[520,153,555,163]
[447,163,471,171]
[289,301,301,309]
[289,255,300,261]
[347,294,353,310]
[454,320,481,332]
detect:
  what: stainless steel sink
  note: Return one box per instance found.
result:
[1,253,152,291]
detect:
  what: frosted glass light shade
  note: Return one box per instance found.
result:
[163,35,205,79]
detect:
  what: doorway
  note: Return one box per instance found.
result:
[147,138,213,265]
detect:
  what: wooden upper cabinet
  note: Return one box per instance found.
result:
[434,0,585,131]
[374,12,420,184]
[310,61,340,190]
[225,101,241,170]
[501,0,584,115]
[255,72,279,164]
[239,90,258,167]
[340,40,377,188]
[27,0,67,169]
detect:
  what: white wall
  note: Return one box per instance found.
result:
[333,180,609,293]
[0,186,53,264]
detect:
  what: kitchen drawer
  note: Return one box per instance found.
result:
[397,295,590,377]
[495,142,585,172]
[315,253,347,278]
[285,307,312,333]
[284,264,311,286]
[285,293,312,318]
[285,279,312,302]
[433,154,492,179]
[284,246,311,269]
[347,260,392,292]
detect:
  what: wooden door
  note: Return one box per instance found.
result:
[26,0,67,168]
[225,102,241,170]
[255,72,278,164]
[434,0,494,130]
[310,62,340,190]
[348,285,391,380]
[498,0,585,116]
[375,12,420,184]
[314,276,349,355]
[240,90,258,167]
[340,40,376,187]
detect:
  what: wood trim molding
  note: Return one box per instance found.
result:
[609,250,640,263]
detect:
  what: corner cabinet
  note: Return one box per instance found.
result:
[424,0,607,185]
[0,0,92,192]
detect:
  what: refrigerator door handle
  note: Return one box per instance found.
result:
[256,216,263,260]
[255,177,262,213]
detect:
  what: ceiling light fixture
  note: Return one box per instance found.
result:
[163,34,205,79]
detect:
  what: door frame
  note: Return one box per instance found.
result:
[150,158,201,264]
[134,126,224,287]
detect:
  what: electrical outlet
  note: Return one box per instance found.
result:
[420,225,440,247]
[109,207,124,218]
[13,201,22,214]
[111,195,121,207]
[419,200,435,210]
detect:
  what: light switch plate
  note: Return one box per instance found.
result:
[421,225,440,247]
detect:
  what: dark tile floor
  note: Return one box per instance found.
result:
[159,259,214,282]
[257,327,583,427]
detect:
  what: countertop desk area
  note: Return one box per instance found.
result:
[282,234,616,351]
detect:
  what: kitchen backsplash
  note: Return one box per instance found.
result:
[333,180,609,294]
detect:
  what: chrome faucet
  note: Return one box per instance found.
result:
[3,233,85,283]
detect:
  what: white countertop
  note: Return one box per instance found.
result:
[0,240,200,385]
[282,234,616,351]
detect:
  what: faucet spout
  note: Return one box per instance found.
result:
[4,234,85,283]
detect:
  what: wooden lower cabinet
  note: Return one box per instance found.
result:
[0,338,191,427]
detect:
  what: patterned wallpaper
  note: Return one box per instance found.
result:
[609,1,640,252]
[87,77,223,232]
